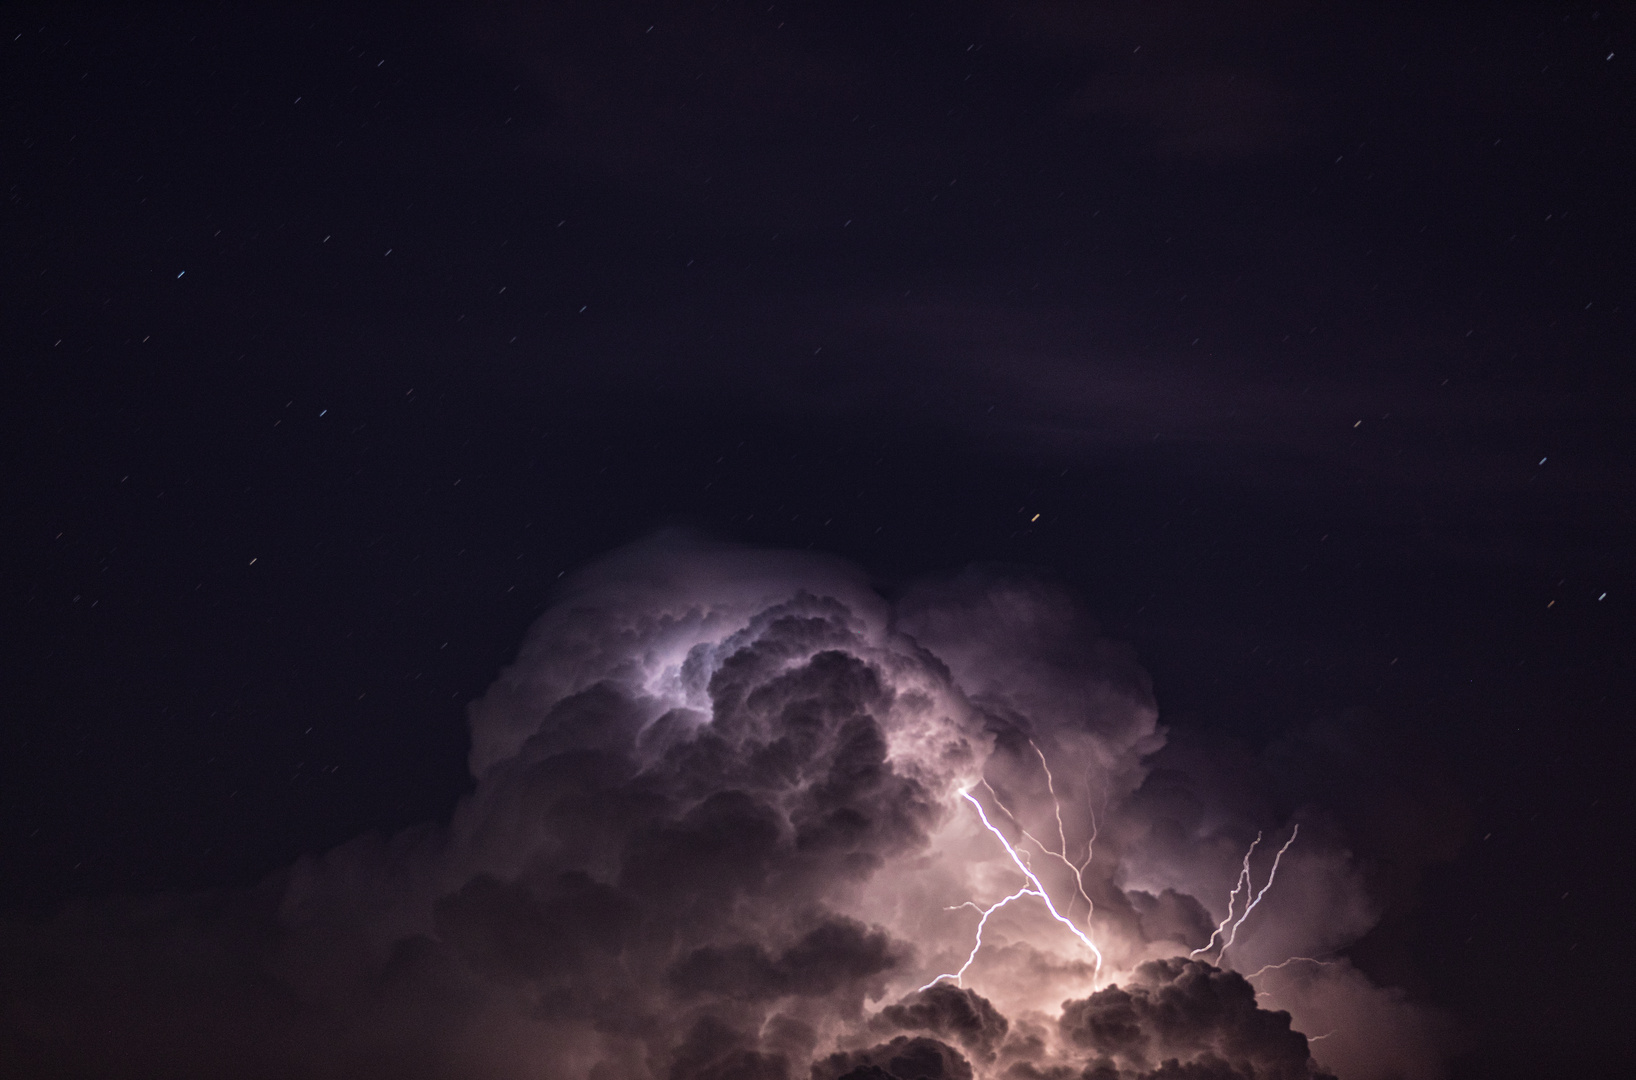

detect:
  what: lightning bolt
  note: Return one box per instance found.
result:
[977,741,1098,930]
[919,887,1034,990]
[926,788,1105,990]
[1218,825,1298,961]
[1190,832,1262,959]
[1081,761,1104,878]
[1031,741,1100,930]
[1191,825,1300,963]
[1035,742,1074,866]
[1246,955,1333,979]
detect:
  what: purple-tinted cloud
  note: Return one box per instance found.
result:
[0,536,1451,1078]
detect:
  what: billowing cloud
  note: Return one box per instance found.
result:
[0,536,1449,1078]
[815,1035,975,1080]
[1059,958,1329,1080]
[872,985,1009,1064]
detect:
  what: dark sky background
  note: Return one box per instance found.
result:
[3,2,1634,1077]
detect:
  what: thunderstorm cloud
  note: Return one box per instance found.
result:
[0,536,1451,1078]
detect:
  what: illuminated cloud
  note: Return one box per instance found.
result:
[0,536,1448,1078]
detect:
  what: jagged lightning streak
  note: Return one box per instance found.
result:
[977,741,1098,929]
[1218,825,1299,961]
[979,779,1099,927]
[1191,832,1263,959]
[919,886,1035,990]
[955,789,1105,976]
[1247,955,1333,979]
[1034,742,1074,864]
[1031,741,1099,929]
[923,785,1106,989]
[1081,770,1104,877]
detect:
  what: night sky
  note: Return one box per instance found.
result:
[3,3,1634,1078]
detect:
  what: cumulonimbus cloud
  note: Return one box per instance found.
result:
[0,535,1451,1079]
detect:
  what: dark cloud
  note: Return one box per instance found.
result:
[815,1035,974,1080]
[1059,959,1334,1080]
[667,917,904,1003]
[874,985,1009,1064]
[433,869,638,985]
[1125,890,1216,954]
[666,1017,792,1080]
